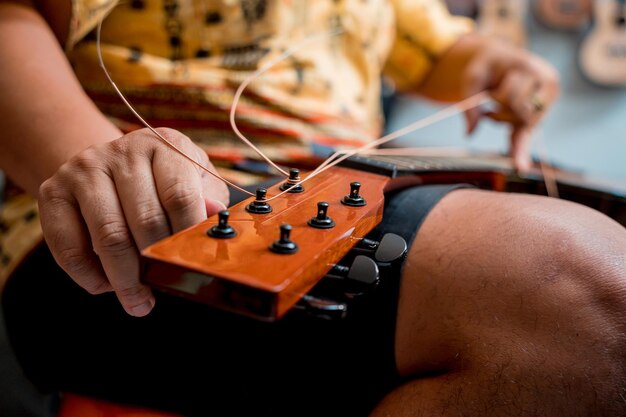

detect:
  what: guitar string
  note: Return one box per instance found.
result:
[95,18,256,197]
[97,13,549,205]
[263,92,491,202]
[228,29,343,178]
[97,13,489,201]
[535,132,560,198]
[336,140,559,200]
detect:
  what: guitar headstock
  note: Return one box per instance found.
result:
[140,167,391,321]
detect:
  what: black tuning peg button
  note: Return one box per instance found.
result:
[279,168,305,193]
[307,201,335,229]
[269,224,298,254]
[341,182,366,207]
[357,233,407,263]
[327,255,379,296]
[207,210,237,239]
[246,187,272,214]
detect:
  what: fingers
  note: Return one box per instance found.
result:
[37,128,230,317]
[197,149,229,217]
[460,43,559,171]
[114,157,171,250]
[74,169,155,317]
[38,183,112,295]
[153,145,208,233]
[152,132,229,228]
[510,125,533,173]
[39,165,155,317]
[491,69,537,125]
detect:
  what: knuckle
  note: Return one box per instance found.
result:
[155,127,191,148]
[56,246,89,274]
[134,204,168,234]
[71,150,104,172]
[107,138,132,157]
[94,220,134,255]
[161,181,201,214]
[38,178,61,202]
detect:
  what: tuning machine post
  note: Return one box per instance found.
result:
[207,210,237,239]
[341,182,366,207]
[246,188,272,214]
[279,168,304,193]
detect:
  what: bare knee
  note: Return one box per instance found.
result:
[394,189,626,410]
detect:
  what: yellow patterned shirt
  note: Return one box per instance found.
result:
[0,0,472,287]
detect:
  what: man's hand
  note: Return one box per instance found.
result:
[461,38,560,172]
[38,128,229,317]
[417,34,560,172]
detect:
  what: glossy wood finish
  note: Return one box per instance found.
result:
[141,167,390,321]
[141,154,626,321]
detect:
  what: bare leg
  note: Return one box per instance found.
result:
[371,189,626,417]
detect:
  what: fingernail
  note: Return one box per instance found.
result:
[130,301,153,317]
[205,198,227,215]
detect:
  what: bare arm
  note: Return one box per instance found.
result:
[0,1,122,195]
[0,1,228,317]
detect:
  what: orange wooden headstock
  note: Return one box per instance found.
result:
[140,167,391,321]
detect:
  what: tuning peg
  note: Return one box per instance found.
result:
[269,224,298,254]
[326,255,379,296]
[293,295,347,321]
[307,201,335,229]
[356,233,407,264]
[207,210,237,239]
[279,168,305,193]
[246,187,273,214]
[341,181,366,207]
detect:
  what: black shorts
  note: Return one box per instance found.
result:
[2,184,468,417]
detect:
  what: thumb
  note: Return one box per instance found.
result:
[194,147,230,216]
[200,171,229,217]
[204,196,227,217]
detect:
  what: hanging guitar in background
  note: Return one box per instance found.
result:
[534,0,592,30]
[579,0,626,87]
[477,0,529,48]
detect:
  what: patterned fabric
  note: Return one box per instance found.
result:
[0,0,472,288]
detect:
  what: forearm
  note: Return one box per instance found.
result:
[0,2,121,196]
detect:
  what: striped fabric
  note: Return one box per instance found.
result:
[0,0,472,287]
